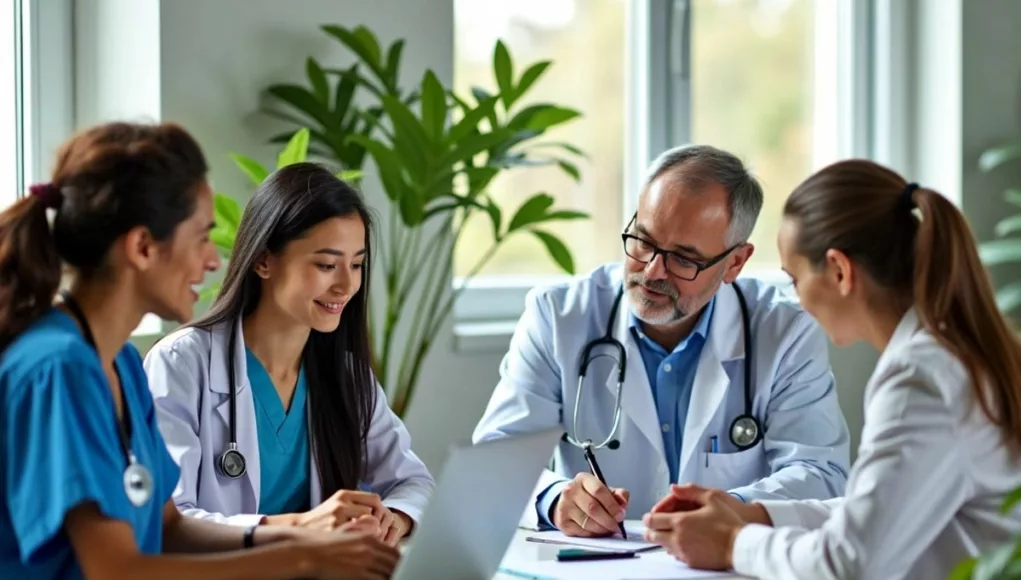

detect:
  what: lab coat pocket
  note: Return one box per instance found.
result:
[699,441,766,491]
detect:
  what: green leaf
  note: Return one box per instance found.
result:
[333,64,359,119]
[543,210,589,221]
[385,39,405,89]
[1005,189,1021,207]
[949,556,977,580]
[1002,486,1021,515]
[531,229,574,274]
[199,282,221,304]
[380,94,432,180]
[995,215,1021,238]
[265,84,335,128]
[420,70,448,141]
[528,140,587,157]
[276,127,310,168]
[558,159,581,182]
[979,142,1021,172]
[210,226,235,257]
[448,96,499,145]
[398,187,424,226]
[493,40,514,105]
[322,25,387,83]
[346,134,408,203]
[980,239,1021,266]
[306,57,329,103]
[524,106,581,131]
[228,154,269,186]
[435,129,515,172]
[508,193,555,231]
[507,60,551,109]
[484,200,502,241]
[213,193,243,231]
[352,26,383,68]
[337,169,364,183]
[996,282,1021,314]
[465,166,499,197]
[972,540,1021,580]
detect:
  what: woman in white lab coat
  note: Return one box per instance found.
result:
[144,162,434,547]
[642,159,1021,579]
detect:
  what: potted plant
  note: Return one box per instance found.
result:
[211,24,590,417]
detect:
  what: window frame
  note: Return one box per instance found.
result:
[452,0,881,349]
[14,0,163,337]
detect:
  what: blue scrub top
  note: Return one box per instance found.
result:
[0,309,180,579]
[245,348,310,515]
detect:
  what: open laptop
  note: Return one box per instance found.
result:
[392,427,562,580]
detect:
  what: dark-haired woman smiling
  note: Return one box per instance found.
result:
[144,162,434,547]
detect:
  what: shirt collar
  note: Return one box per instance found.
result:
[629,295,716,354]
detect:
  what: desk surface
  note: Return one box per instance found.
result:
[494,528,749,580]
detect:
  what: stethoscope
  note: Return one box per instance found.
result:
[61,292,154,507]
[563,283,761,453]
[217,323,248,479]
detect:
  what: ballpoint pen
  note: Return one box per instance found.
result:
[582,444,628,540]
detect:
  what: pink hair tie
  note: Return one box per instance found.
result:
[29,182,63,209]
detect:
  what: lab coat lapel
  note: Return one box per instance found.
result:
[678,284,746,477]
[209,319,262,504]
[605,293,666,460]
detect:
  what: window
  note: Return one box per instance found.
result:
[686,0,845,271]
[453,0,628,280]
[450,0,872,335]
[1,0,22,202]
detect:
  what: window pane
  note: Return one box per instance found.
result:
[691,0,841,270]
[453,0,626,279]
[0,1,17,204]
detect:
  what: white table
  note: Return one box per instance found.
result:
[493,528,750,580]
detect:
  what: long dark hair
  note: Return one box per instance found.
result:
[784,159,1021,455]
[193,162,376,492]
[0,121,208,350]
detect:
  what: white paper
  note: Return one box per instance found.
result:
[524,521,659,552]
[499,550,738,580]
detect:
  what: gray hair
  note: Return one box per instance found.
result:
[642,144,764,245]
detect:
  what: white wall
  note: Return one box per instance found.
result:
[70,0,1021,475]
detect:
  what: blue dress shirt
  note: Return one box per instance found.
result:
[535,297,716,526]
[245,348,311,515]
[629,296,715,483]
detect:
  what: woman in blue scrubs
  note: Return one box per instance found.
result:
[0,121,398,579]
[144,162,435,546]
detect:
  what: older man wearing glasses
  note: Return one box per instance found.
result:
[473,144,851,537]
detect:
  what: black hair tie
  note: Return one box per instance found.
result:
[900,182,919,212]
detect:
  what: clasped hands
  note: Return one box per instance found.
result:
[264,490,412,547]
[553,474,770,570]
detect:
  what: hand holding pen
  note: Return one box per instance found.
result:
[551,446,630,538]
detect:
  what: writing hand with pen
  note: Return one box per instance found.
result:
[551,446,630,538]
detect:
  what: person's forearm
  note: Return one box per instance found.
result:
[744,503,773,526]
[163,513,290,554]
[115,542,315,580]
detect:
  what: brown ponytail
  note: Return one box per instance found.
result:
[0,195,63,349]
[0,121,208,352]
[785,159,1021,455]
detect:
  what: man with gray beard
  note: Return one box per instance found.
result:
[473,144,851,537]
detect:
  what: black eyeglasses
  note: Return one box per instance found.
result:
[621,218,740,281]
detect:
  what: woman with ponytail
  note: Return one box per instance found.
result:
[0,122,399,579]
[641,159,1021,579]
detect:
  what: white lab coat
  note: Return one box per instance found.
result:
[732,308,1021,580]
[473,263,851,528]
[143,319,435,527]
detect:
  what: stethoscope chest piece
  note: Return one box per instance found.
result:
[729,414,761,449]
[219,443,247,479]
[123,458,154,507]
